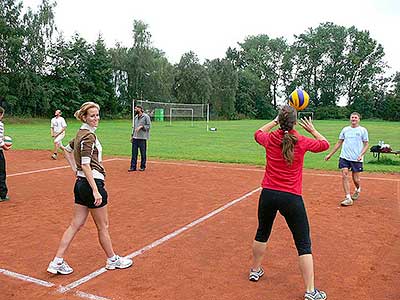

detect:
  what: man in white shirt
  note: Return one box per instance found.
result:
[50,109,67,160]
[325,112,369,206]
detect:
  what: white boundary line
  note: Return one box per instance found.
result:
[74,291,110,300]
[59,187,262,293]
[0,268,54,287]
[0,268,110,300]
[7,158,120,177]
[8,157,399,182]
[138,159,399,182]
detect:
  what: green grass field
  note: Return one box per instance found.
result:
[6,118,400,172]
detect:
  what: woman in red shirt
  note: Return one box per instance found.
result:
[249,105,329,300]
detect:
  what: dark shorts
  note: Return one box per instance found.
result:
[255,188,311,256]
[339,157,363,172]
[74,177,108,208]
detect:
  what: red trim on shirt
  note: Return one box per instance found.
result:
[255,129,329,195]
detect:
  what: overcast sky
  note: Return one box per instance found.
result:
[23,0,399,75]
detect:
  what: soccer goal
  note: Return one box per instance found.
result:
[298,111,314,120]
[132,100,210,130]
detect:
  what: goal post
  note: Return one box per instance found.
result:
[132,99,209,130]
[298,111,314,120]
[169,108,194,126]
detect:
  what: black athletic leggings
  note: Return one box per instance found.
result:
[255,188,312,256]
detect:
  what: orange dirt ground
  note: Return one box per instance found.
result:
[0,150,399,300]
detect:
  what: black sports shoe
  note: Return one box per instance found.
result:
[0,195,10,202]
[128,169,136,172]
[249,266,264,282]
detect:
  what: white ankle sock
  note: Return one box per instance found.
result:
[355,187,361,192]
[346,194,351,199]
[108,254,118,262]
[54,257,63,264]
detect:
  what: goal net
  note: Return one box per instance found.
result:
[132,100,210,129]
[298,111,314,120]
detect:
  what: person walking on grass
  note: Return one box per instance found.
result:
[50,109,67,160]
[47,102,132,275]
[0,106,11,202]
[324,112,369,206]
[128,105,151,172]
[250,105,329,300]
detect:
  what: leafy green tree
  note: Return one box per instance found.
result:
[173,51,211,104]
[0,0,24,74]
[235,70,258,118]
[1,0,56,116]
[235,35,278,117]
[109,43,130,112]
[84,36,116,116]
[342,26,386,106]
[46,34,89,115]
[379,72,400,121]
[144,49,175,102]
[126,20,153,100]
[205,58,237,118]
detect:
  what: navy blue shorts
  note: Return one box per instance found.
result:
[74,177,108,208]
[338,157,363,172]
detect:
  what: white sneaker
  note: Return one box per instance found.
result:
[340,198,353,206]
[249,266,264,282]
[351,190,360,200]
[105,255,133,270]
[47,260,73,275]
[305,288,327,300]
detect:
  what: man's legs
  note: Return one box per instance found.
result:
[0,151,8,199]
[138,139,147,170]
[340,168,353,206]
[341,168,350,196]
[351,171,361,200]
[352,171,360,189]
[52,132,65,159]
[130,139,139,170]
[52,142,60,159]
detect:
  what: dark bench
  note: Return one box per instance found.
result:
[370,149,400,161]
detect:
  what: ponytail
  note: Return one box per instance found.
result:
[278,105,298,165]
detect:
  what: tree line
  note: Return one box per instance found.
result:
[1,0,399,120]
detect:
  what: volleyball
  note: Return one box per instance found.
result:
[4,136,12,147]
[289,89,309,111]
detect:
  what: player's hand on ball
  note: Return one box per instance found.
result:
[93,190,102,206]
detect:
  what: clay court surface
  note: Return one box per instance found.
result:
[0,150,399,300]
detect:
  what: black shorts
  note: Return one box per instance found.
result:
[255,188,311,256]
[74,177,108,208]
[338,157,363,172]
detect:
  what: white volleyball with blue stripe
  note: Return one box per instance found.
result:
[289,89,309,111]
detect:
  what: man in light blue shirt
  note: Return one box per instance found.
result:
[325,112,369,206]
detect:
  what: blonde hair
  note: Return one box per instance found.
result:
[74,102,100,122]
